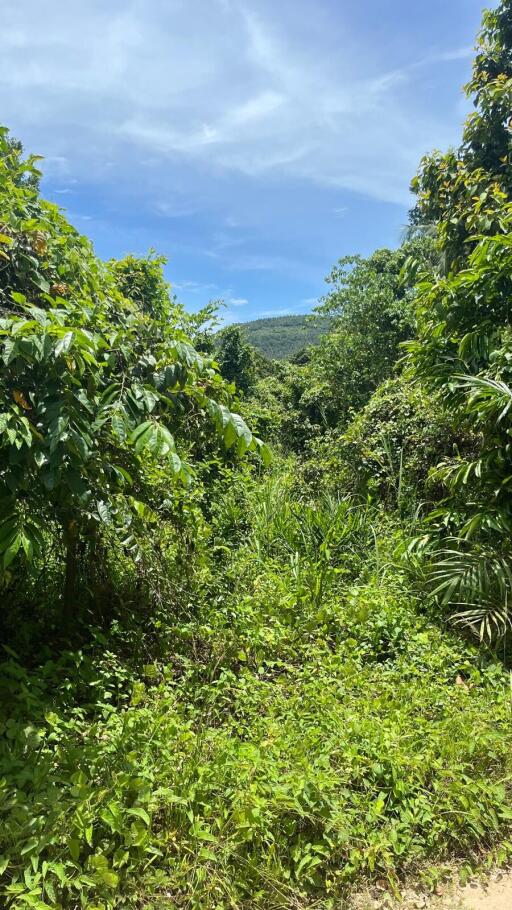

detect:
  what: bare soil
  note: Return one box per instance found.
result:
[453,871,512,910]
[354,869,512,910]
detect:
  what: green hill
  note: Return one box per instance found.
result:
[236,314,331,360]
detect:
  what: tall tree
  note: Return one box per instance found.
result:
[216,325,256,396]
[406,0,512,639]
[410,0,512,270]
[298,237,435,431]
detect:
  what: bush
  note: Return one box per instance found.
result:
[340,377,475,506]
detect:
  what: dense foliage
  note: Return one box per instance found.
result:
[2,483,512,910]
[234,315,331,360]
[0,132,267,630]
[405,0,512,639]
[1,3,512,909]
[309,239,435,426]
[216,325,256,395]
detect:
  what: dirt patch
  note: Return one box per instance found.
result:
[353,869,512,910]
[454,871,512,910]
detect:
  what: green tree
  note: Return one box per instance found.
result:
[110,252,172,320]
[216,325,256,396]
[0,132,267,623]
[0,127,41,190]
[410,0,512,270]
[111,253,220,351]
[283,237,436,436]
[406,0,512,640]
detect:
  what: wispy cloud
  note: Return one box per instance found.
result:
[0,0,482,320]
[173,279,218,294]
[424,46,473,64]
[154,199,198,218]
[0,0,474,209]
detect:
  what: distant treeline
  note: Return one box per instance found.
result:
[233,314,331,359]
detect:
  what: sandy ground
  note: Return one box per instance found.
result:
[454,871,512,910]
[355,869,512,910]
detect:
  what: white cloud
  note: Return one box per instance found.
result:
[229,297,249,306]
[154,199,198,218]
[173,279,218,294]
[0,0,473,211]
[425,46,473,64]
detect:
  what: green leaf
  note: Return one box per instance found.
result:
[33,275,50,294]
[224,419,238,449]
[194,828,217,842]
[68,838,80,862]
[111,412,127,441]
[169,452,182,475]
[130,420,153,444]
[20,532,34,561]
[127,807,151,826]
[20,836,40,856]
[3,533,22,568]
[54,331,74,356]
[134,425,155,454]
[130,498,158,522]
[97,501,112,525]
[259,441,272,466]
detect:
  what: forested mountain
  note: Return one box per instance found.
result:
[235,314,331,359]
[1,3,512,909]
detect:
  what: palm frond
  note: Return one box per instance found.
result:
[428,539,512,641]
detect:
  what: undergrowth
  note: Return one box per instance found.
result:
[1,472,512,910]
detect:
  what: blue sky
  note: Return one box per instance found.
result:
[0,0,493,323]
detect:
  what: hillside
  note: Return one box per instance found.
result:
[237,314,331,359]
